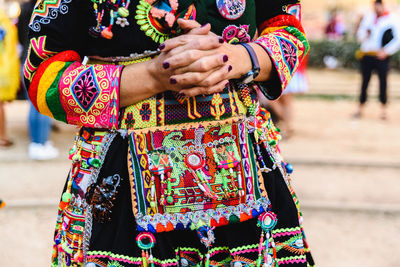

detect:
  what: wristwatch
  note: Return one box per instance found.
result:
[238,42,260,84]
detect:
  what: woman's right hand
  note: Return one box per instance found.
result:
[121,20,234,106]
[147,20,230,96]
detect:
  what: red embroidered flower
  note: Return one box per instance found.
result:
[280,39,297,72]
[72,68,99,112]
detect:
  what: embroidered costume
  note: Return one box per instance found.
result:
[24,0,315,266]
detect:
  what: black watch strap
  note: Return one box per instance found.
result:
[239,42,260,83]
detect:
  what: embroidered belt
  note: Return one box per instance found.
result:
[119,87,251,130]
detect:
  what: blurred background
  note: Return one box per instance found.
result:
[0,0,399,266]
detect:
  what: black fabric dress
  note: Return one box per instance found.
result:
[23,0,314,266]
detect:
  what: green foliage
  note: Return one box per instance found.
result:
[308,40,400,70]
[308,40,360,69]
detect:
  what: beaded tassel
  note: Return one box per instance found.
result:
[150,175,157,210]
[136,232,156,267]
[256,231,265,267]
[90,0,131,39]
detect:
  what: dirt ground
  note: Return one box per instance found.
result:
[0,68,399,267]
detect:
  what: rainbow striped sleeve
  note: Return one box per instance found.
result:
[254,5,310,100]
[24,38,123,129]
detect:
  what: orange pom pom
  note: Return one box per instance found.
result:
[59,201,68,210]
[156,223,165,232]
[101,28,113,39]
[219,217,228,226]
[165,222,174,232]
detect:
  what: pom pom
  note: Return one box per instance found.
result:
[61,192,72,203]
[101,27,113,39]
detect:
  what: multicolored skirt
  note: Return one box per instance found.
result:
[51,86,315,267]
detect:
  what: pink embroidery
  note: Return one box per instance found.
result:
[150,7,167,19]
[23,57,37,81]
[24,36,57,81]
[222,25,251,43]
[169,0,178,11]
[255,29,306,90]
[277,258,307,265]
[87,255,142,265]
[59,63,123,129]
[31,36,56,59]
[286,4,302,21]
[273,229,302,238]
[231,247,258,256]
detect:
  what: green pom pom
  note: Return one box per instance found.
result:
[118,7,129,17]
[228,214,240,224]
[81,161,89,169]
[167,196,174,204]
[61,192,72,203]
[72,154,81,162]
[269,140,277,146]
[68,146,76,155]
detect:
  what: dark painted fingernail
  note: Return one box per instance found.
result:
[177,93,185,98]
[159,43,165,50]
[218,37,224,43]
[223,55,228,62]
[163,62,170,69]
[228,65,232,72]
[225,82,230,88]
[170,78,177,84]
[201,23,209,28]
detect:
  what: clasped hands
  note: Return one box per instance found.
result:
[148,19,250,97]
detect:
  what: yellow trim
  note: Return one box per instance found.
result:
[260,26,287,36]
[37,61,66,117]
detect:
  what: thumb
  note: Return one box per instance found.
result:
[177,19,210,35]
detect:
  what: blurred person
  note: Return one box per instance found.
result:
[18,0,58,160]
[23,0,315,266]
[0,198,5,209]
[0,7,19,148]
[262,57,309,138]
[355,0,400,120]
[325,10,346,40]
